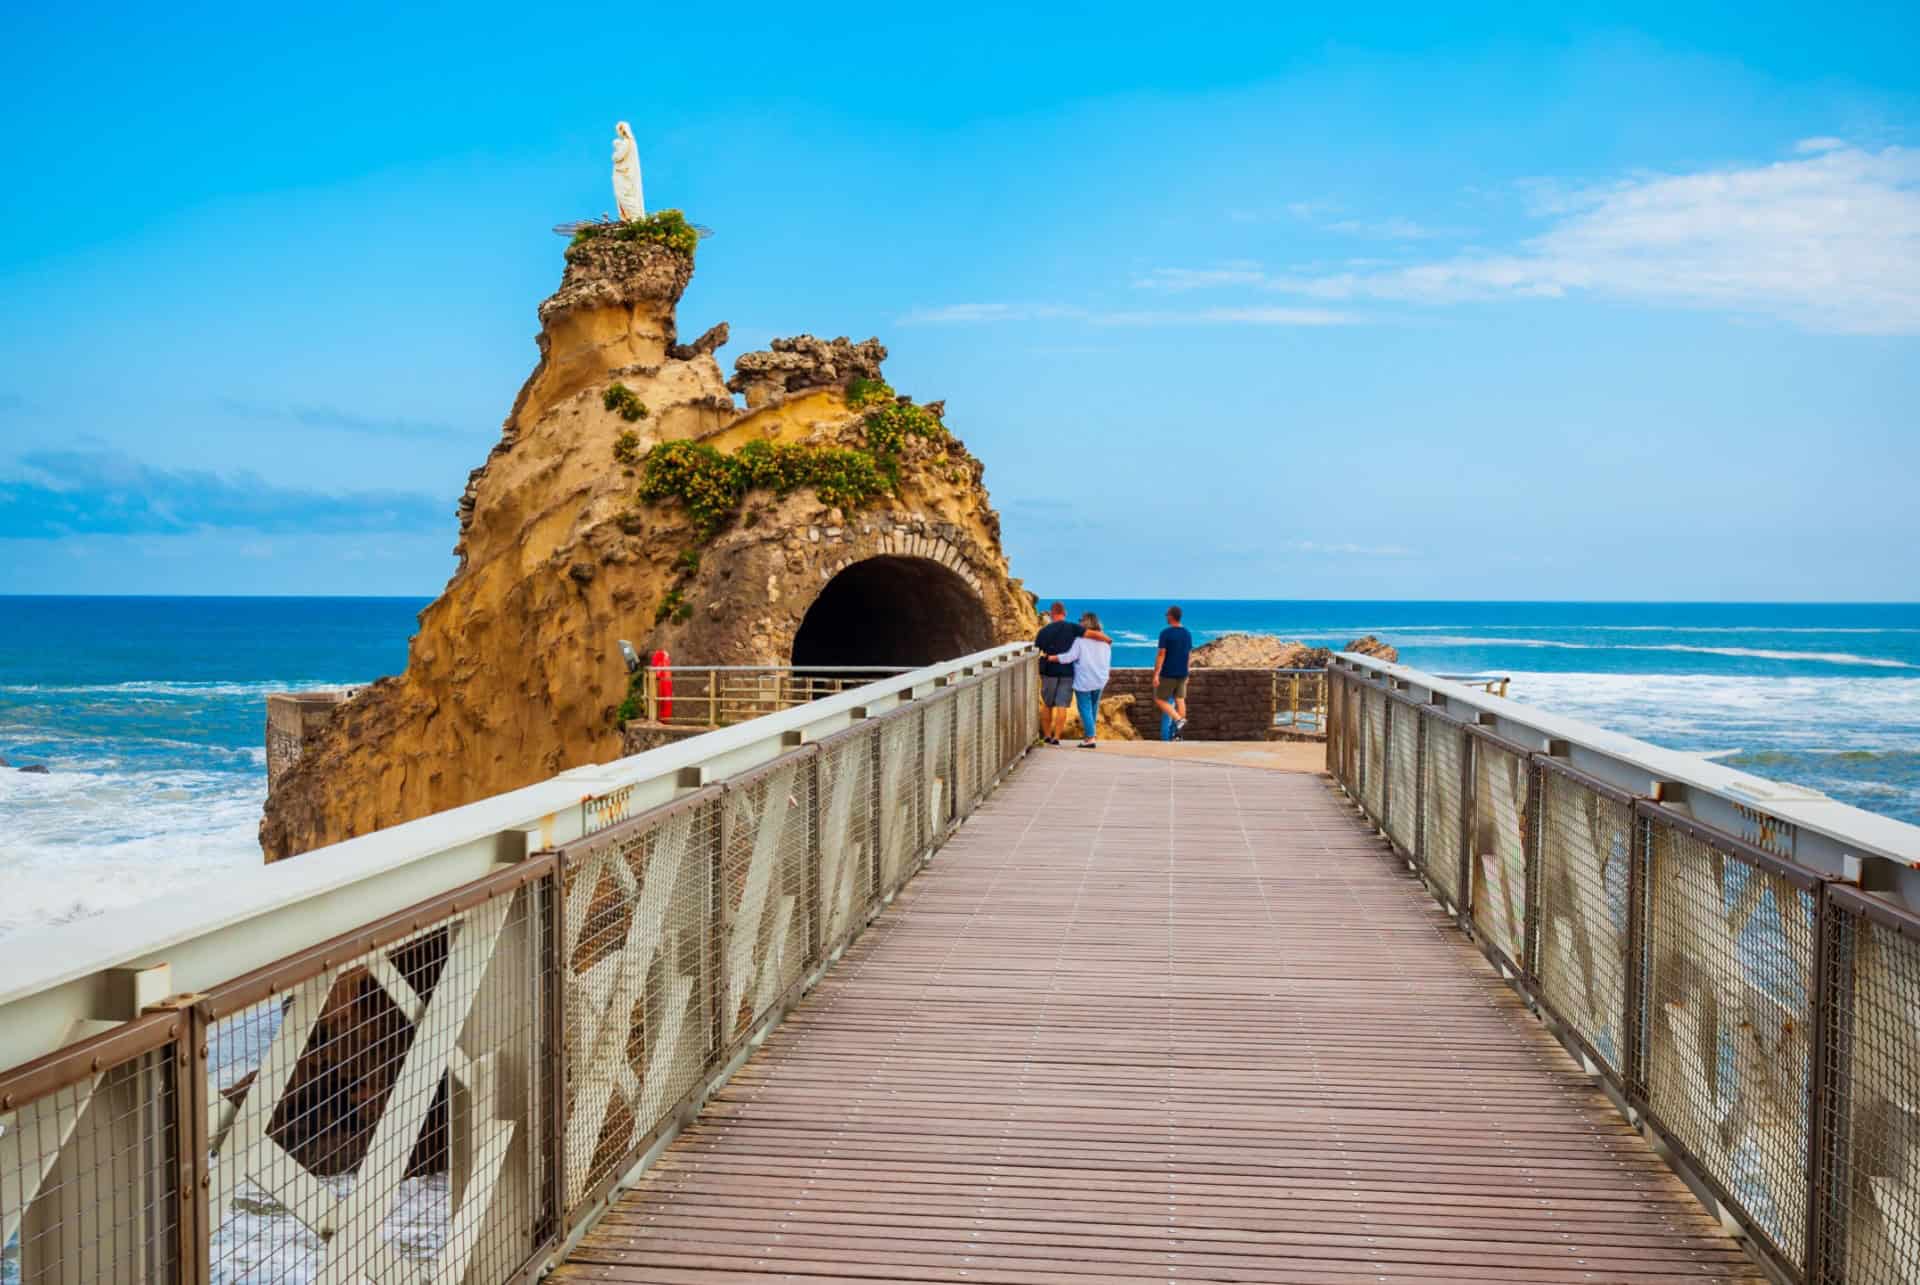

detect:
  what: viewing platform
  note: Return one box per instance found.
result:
[4,646,1917,1285]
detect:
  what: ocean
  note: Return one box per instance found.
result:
[2,595,1917,940]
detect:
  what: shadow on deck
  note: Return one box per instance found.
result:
[553,751,1763,1283]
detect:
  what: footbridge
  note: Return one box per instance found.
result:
[4,646,1919,1284]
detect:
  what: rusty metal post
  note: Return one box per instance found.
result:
[1380,697,1394,835]
[152,996,211,1285]
[708,669,719,728]
[1806,889,1852,1284]
[1455,719,1475,933]
[1622,810,1651,1098]
[1522,759,1544,980]
[1412,710,1428,866]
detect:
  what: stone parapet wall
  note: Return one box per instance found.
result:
[619,722,712,756]
[1095,668,1276,741]
[265,691,357,788]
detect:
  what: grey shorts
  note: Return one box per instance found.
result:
[1042,674,1076,708]
[1155,677,1188,702]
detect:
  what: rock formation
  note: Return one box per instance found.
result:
[1190,632,1398,669]
[1059,694,1141,742]
[262,226,1034,859]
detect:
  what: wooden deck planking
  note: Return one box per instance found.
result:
[553,750,1765,1283]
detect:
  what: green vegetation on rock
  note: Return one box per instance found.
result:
[571,209,700,258]
[604,383,649,422]
[622,388,950,544]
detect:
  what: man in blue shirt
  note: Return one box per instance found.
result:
[1152,604,1193,741]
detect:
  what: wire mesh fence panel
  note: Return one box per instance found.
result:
[1535,764,1636,1075]
[815,730,878,955]
[718,752,816,1051]
[923,689,956,836]
[204,874,551,1285]
[1641,810,1816,1270]
[1818,896,1920,1285]
[1422,715,1468,908]
[876,711,926,897]
[1470,733,1532,971]
[1336,672,1351,783]
[1019,659,1038,748]
[978,675,1000,792]
[558,796,715,1222]
[953,681,981,818]
[1013,668,1029,768]
[1,1018,180,1285]
[1339,674,1358,790]
[1384,700,1421,860]
[1359,685,1387,824]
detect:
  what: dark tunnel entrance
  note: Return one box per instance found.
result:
[790,556,993,673]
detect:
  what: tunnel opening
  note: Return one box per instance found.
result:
[790,555,993,674]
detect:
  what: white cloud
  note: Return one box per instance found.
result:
[1165,142,1920,334]
[1227,202,1443,240]
[1281,539,1414,557]
[902,301,1354,327]
[899,302,1085,323]
[1091,306,1354,327]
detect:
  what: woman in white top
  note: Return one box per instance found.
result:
[1050,611,1113,748]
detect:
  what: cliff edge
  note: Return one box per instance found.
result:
[261,223,1033,859]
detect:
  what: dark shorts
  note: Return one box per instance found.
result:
[1042,674,1076,708]
[1155,677,1188,702]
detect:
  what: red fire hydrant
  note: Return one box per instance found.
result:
[651,649,672,720]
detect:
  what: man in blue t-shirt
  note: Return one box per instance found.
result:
[1152,604,1193,741]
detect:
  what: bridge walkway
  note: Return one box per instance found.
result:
[552,749,1765,1283]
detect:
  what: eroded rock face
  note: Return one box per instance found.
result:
[727,335,887,409]
[1059,694,1141,742]
[261,238,1032,860]
[1190,632,1399,669]
[1345,634,1400,663]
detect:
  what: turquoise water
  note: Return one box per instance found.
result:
[2,595,1916,938]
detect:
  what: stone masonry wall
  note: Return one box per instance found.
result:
[265,691,356,789]
[1097,668,1276,741]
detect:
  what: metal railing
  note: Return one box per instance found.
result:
[1326,652,1920,1285]
[631,665,914,729]
[1271,669,1327,733]
[0,644,1038,1285]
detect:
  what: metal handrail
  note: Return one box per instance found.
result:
[1325,655,1920,1285]
[0,643,1041,1285]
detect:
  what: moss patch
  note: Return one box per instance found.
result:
[571,209,700,258]
[625,392,950,544]
[604,383,649,422]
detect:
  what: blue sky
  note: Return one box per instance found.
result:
[1,3,1916,600]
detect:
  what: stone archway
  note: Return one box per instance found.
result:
[791,555,993,671]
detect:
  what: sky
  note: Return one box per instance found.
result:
[1,3,1916,601]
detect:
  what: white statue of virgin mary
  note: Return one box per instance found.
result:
[611,122,645,221]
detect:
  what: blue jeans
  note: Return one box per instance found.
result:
[1075,687,1102,741]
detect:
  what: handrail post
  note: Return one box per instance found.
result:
[1807,887,1853,1284]
[146,993,210,1285]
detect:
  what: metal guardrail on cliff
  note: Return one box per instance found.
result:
[1326,651,1920,1285]
[0,643,1038,1285]
[635,664,913,729]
